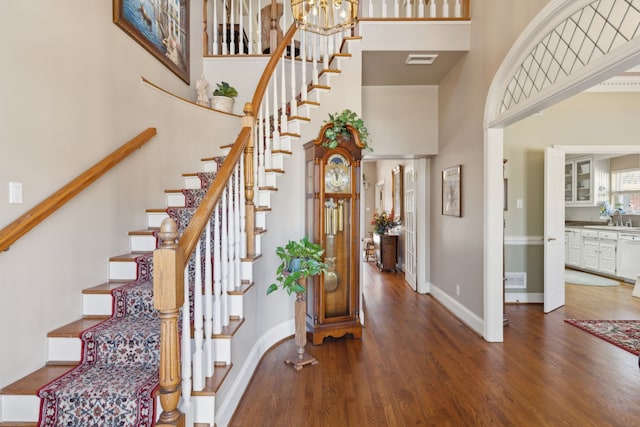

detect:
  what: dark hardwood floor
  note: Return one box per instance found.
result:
[230,262,640,426]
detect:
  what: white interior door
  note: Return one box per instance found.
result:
[544,146,566,313]
[404,167,417,290]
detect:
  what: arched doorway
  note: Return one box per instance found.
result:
[484,0,640,341]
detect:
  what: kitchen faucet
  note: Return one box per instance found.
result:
[612,209,624,226]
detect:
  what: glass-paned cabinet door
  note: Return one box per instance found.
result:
[575,159,592,203]
[565,162,574,202]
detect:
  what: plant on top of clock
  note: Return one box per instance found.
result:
[323,109,372,151]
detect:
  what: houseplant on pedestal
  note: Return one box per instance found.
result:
[268,236,328,370]
[210,81,238,113]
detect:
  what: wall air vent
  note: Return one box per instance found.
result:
[405,54,438,65]
[505,272,527,289]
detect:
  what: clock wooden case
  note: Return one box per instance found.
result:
[304,124,364,345]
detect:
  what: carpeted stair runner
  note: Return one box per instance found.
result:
[37,257,160,426]
[35,157,225,426]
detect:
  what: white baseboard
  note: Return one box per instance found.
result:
[215,319,294,427]
[428,283,484,336]
[506,292,543,303]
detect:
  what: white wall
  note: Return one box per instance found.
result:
[0,0,242,388]
[362,86,438,155]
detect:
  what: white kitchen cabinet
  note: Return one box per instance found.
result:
[580,229,617,275]
[565,227,581,267]
[565,156,610,206]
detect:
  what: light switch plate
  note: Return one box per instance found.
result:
[9,182,23,204]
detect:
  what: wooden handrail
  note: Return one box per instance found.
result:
[0,128,157,253]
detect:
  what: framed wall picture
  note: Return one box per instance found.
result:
[442,165,461,217]
[392,165,403,221]
[113,0,190,84]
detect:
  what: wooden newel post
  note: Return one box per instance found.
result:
[153,218,185,427]
[243,103,256,257]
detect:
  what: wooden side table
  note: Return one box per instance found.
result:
[373,233,398,272]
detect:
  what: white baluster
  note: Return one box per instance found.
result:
[290,36,298,117]
[418,0,425,18]
[382,0,387,18]
[213,0,219,54]
[180,267,192,416]
[429,0,436,17]
[256,0,262,54]
[230,0,236,54]
[222,0,228,54]
[272,76,279,150]
[224,182,232,326]
[406,0,412,18]
[301,33,308,102]
[213,200,222,336]
[394,0,399,18]
[239,154,247,259]
[234,163,242,289]
[280,50,288,134]
[454,0,461,17]
[257,108,266,187]
[238,0,244,54]
[264,87,272,170]
[192,241,204,391]
[442,0,449,17]
[248,0,253,54]
[368,0,373,17]
[312,33,319,85]
[204,219,214,376]
[220,187,229,329]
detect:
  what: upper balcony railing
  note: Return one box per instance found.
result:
[202,0,470,57]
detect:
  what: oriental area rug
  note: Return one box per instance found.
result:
[564,319,640,356]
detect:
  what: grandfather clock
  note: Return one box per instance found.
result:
[304,124,364,345]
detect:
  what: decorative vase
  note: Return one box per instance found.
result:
[210,95,234,113]
[284,279,318,370]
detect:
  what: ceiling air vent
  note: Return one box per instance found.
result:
[405,54,438,65]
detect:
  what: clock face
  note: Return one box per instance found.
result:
[325,154,350,193]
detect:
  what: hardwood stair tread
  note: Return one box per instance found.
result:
[109,253,149,261]
[128,228,158,236]
[228,281,254,296]
[259,186,278,191]
[265,168,285,174]
[241,253,263,262]
[272,149,292,156]
[82,280,131,294]
[256,206,272,212]
[192,363,232,397]
[47,318,108,337]
[215,318,244,339]
[288,115,311,122]
[0,364,77,395]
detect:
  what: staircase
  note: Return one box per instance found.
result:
[0,34,360,426]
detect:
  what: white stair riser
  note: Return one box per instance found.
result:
[202,159,221,173]
[256,211,267,229]
[130,234,157,252]
[183,176,203,189]
[166,192,186,207]
[229,295,244,318]
[214,339,231,364]
[264,172,278,188]
[270,153,287,170]
[147,211,169,228]
[192,395,216,425]
[258,190,271,208]
[1,395,40,422]
[83,294,113,317]
[48,337,82,362]
[109,260,138,281]
[241,261,253,282]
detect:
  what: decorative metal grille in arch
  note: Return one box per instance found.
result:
[500,0,640,114]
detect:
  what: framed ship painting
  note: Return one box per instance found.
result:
[113,0,190,84]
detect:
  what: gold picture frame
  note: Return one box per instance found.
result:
[442,165,461,217]
[113,0,190,84]
[392,165,403,222]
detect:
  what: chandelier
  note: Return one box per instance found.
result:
[291,0,359,36]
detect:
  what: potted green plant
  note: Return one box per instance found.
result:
[322,109,372,151]
[210,81,238,113]
[267,236,328,295]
